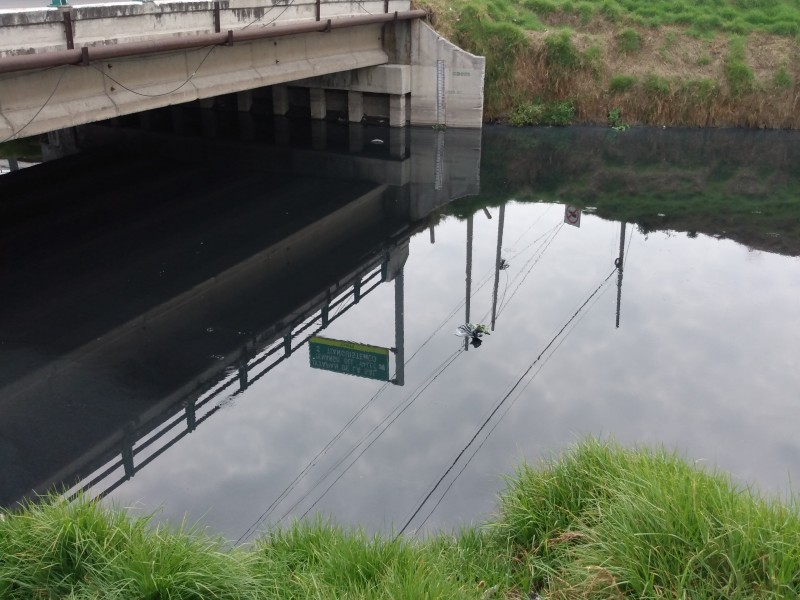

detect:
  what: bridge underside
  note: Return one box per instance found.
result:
[0,6,485,140]
[1,26,391,140]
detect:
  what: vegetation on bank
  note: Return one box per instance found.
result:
[447,125,800,257]
[418,0,800,127]
[2,439,799,599]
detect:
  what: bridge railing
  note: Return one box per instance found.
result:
[0,0,412,57]
[61,259,388,505]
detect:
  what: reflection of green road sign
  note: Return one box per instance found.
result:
[309,336,390,381]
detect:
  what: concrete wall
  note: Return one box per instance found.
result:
[410,21,485,128]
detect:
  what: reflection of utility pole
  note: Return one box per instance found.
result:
[491,204,506,331]
[394,268,405,385]
[616,222,626,329]
[465,215,473,350]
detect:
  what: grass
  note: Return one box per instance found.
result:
[2,439,799,599]
[420,0,800,126]
[445,125,800,257]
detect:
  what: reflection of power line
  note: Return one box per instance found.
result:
[413,275,616,534]
[236,347,464,543]
[397,268,618,537]
[237,212,565,542]
[496,223,564,320]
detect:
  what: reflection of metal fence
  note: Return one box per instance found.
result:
[65,261,385,502]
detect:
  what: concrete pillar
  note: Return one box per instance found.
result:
[389,94,407,127]
[348,123,363,153]
[389,127,406,158]
[310,88,326,120]
[272,85,289,116]
[348,91,364,123]
[311,121,326,150]
[237,90,254,112]
[42,127,78,161]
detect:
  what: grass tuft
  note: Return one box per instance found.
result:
[2,440,799,599]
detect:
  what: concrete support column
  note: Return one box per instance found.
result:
[273,115,290,145]
[309,88,326,120]
[237,90,253,112]
[348,124,363,153]
[389,128,406,158]
[272,85,290,116]
[348,91,364,123]
[389,93,407,128]
[311,121,327,150]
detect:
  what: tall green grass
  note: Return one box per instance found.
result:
[2,439,799,599]
[540,0,800,35]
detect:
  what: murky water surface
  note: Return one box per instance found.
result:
[2,122,799,541]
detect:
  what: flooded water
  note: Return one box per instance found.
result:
[2,118,799,542]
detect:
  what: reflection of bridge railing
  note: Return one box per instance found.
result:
[65,259,386,502]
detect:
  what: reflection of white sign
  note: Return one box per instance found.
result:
[564,205,581,227]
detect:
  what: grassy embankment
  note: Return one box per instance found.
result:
[447,125,800,257]
[418,0,800,127]
[2,439,799,599]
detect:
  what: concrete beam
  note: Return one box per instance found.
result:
[0,26,389,140]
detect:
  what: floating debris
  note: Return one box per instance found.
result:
[657,213,666,217]
[370,138,385,145]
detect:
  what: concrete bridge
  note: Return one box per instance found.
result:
[0,121,481,507]
[0,0,485,142]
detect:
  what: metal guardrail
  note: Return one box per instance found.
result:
[63,261,386,503]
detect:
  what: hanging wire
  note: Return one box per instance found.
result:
[396,267,618,538]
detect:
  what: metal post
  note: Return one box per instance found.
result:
[429,224,435,244]
[121,439,135,479]
[186,398,197,431]
[62,11,75,50]
[316,0,321,21]
[8,158,19,172]
[238,363,249,393]
[321,304,329,327]
[464,215,473,350]
[393,268,405,385]
[354,277,362,303]
[213,1,221,32]
[284,333,292,356]
[491,204,506,331]
[616,221,626,329]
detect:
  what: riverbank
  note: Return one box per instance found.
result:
[2,438,798,599]
[419,0,800,128]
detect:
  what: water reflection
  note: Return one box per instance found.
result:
[0,122,481,509]
[1,122,799,544]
